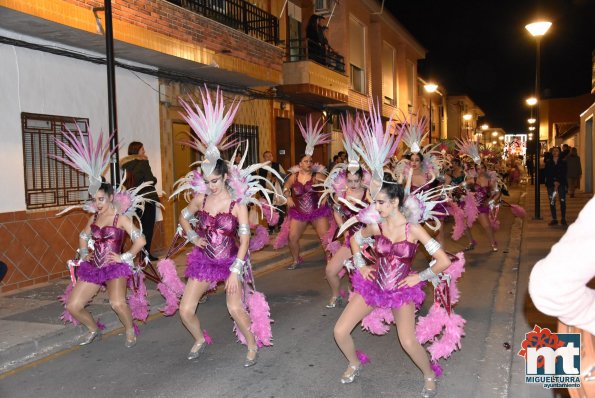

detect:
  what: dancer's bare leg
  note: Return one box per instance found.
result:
[227,284,257,360]
[106,277,134,334]
[393,303,436,391]
[334,293,374,376]
[325,246,351,303]
[66,281,101,331]
[288,219,308,263]
[179,279,212,349]
[478,213,496,248]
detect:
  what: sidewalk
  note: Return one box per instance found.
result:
[509,184,593,398]
[0,227,323,374]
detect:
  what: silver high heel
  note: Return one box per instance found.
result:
[340,363,362,384]
[187,340,206,360]
[421,376,437,397]
[125,329,137,348]
[79,330,101,346]
[244,347,258,367]
[325,296,343,309]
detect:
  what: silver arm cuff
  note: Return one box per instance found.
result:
[130,228,144,242]
[120,251,134,266]
[237,224,250,236]
[332,203,342,213]
[79,230,91,242]
[181,207,193,221]
[78,247,89,259]
[353,252,366,269]
[419,265,439,282]
[354,230,374,247]
[229,258,246,276]
[424,238,441,256]
[186,230,198,243]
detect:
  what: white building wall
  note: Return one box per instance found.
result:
[0,40,161,213]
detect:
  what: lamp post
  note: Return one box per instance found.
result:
[526,20,551,219]
[463,113,472,139]
[424,83,438,143]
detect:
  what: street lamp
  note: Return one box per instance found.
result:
[424,83,438,143]
[462,113,472,138]
[526,20,551,219]
[528,118,536,124]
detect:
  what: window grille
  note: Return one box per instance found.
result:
[21,113,90,210]
[221,124,259,166]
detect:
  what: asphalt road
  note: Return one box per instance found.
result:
[0,207,518,398]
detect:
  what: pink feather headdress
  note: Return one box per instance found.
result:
[354,99,404,199]
[51,124,117,196]
[339,113,363,175]
[297,115,331,156]
[456,138,481,165]
[399,111,428,154]
[179,85,240,177]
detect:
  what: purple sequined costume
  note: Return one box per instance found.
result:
[185,197,239,283]
[338,189,368,247]
[352,224,425,309]
[288,174,331,222]
[77,214,132,285]
[472,184,491,214]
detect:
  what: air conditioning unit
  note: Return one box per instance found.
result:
[314,0,335,15]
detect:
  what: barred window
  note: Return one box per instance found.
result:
[221,124,259,166]
[21,113,89,210]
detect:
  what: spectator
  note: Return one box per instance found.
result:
[544,146,568,226]
[121,141,160,261]
[566,147,582,198]
[560,143,570,160]
[306,14,326,65]
[0,261,7,283]
[328,154,339,171]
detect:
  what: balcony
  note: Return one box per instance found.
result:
[168,0,279,44]
[280,39,349,105]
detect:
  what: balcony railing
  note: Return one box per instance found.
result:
[168,0,279,44]
[287,38,345,73]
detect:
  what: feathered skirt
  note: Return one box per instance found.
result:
[77,261,132,285]
[288,204,331,222]
[185,247,235,284]
[352,271,426,309]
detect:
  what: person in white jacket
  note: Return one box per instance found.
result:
[529,195,595,335]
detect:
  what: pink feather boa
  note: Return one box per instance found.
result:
[127,272,149,322]
[58,282,79,325]
[157,259,186,316]
[463,192,479,227]
[446,202,466,241]
[273,217,290,249]
[249,225,270,252]
[322,218,338,251]
[356,350,371,365]
[415,252,467,362]
[510,203,526,218]
[361,307,394,335]
[233,289,274,347]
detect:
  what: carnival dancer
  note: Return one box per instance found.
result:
[333,101,464,398]
[52,128,157,348]
[275,115,332,270]
[169,86,276,365]
[443,158,477,250]
[320,114,371,308]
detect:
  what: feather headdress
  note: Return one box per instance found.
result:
[402,185,451,231]
[51,124,117,196]
[339,113,362,175]
[400,111,429,154]
[114,177,163,229]
[226,144,285,221]
[179,85,240,176]
[456,139,481,165]
[298,115,331,156]
[354,99,403,199]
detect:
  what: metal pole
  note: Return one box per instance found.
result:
[428,95,432,144]
[105,0,120,188]
[533,37,541,219]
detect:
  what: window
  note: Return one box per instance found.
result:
[220,124,260,166]
[406,60,415,111]
[349,16,366,94]
[21,113,90,210]
[382,42,396,105]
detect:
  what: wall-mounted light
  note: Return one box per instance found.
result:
[528,118,536,124]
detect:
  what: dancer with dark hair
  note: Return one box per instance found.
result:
[168,87,276,366]
[275,115,331,270]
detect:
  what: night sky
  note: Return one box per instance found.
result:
[387,0,595,133]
